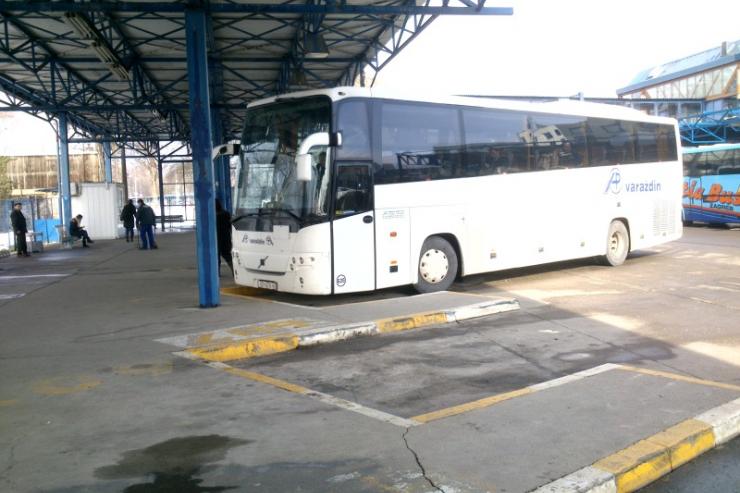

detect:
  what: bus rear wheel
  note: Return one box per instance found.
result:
[414,236,458,293]
[603,220,629,266]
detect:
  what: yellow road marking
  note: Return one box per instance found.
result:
[595,439,670,492]
[222,366,309,394]
[32,375,102,396]
[220,286,270,297]
[649,419,715,470]
[594,419,716,492]
[195,332,214,345]
[376,311,449,333]
[0,399,19,407]
[412,387,533,423]
[186,335,299,361]
[617,365,740,392]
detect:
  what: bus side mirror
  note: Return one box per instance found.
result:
[212,143,240,160]
[295,132,330,182]
[296,154,312,182]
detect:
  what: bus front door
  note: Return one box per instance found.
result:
[332,163,375,293]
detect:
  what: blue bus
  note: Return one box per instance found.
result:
[683,143,740,225]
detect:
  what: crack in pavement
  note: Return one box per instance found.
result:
[402,427,444,492]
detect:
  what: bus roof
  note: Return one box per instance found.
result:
[247,86,677,126]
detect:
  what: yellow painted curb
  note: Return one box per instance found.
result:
[594,418,716,492]
[649,419,715,470]
[186,335,299,361]
[376,311,450,333]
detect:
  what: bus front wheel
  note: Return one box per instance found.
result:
[603,220,629,266]
[414,236,458,293]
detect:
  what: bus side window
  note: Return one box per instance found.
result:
[335,164,371,216]
[462,108,528,175]
[380,101,462,183]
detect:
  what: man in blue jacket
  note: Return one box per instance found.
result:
[136,199,158,250]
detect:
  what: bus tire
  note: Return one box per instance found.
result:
[413,236,458,293]
[603,220,629,266]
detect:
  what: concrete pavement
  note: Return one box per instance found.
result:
[1,226,739,492]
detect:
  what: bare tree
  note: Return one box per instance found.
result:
[0,156,14,198]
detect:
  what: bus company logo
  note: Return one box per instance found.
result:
[336,274,346,287]
[266,236,274,246]
[604,168,662,195]
[605,168,622,194]
[241,233,249,243]
[258,256,268,268]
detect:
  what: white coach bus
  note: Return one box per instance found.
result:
[216,87,682,295]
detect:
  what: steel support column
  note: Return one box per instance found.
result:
[103,141,113,183]
[57,113,72,229]
[186,8,219,308]
[120,145,129,199]
[157,142,165,231]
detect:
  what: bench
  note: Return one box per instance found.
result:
[154,215,184,230]
[154,215,184,224]
[54,225,80,248]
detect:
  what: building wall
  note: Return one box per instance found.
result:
[5,153,104,192]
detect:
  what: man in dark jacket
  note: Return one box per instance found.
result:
[136,199,157,250]
[69,214,94,248]
[120,199,137,242]
[215,199,233,274]
[10,202,30,257]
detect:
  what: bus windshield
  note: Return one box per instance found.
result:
[235,96,332,227]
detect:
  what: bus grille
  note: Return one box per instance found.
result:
[653,200,676,236]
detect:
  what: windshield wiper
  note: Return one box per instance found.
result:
[231,209,266,224]
[267,207,302,222]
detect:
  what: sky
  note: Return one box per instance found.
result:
[1,0,739,156]
[374,0,740,97]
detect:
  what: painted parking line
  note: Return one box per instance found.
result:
[176,351,419,428]
[414,364,740,424]
[616,365,740,392]
[412,364,619,423]
[0,274,70,280]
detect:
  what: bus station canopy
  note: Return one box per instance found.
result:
[0,1,512,144]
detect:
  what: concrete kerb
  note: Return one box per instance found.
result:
[531,396,740,493]
[174,297,520,362]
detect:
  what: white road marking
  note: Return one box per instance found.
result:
[0,274,69,280]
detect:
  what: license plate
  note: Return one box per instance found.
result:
[258,280,278,290]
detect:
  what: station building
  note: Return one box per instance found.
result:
[617,39,738,120]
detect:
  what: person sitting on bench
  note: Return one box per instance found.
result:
[70,214,94,248]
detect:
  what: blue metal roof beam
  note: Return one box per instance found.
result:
[275,0,332,94]
[0,12,160,140]
[76,11,189,137]
[0,3,513,16]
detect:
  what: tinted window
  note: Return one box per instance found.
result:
[587,118,636,166]
[529,114,588,170]
[379,102,462,183]
[463,109,531,175]
[336,100,371,160]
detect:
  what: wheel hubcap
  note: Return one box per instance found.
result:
[419,248,449,284]
[610,232,623,257]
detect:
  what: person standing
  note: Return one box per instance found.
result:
[69,214,94,248]
[215,199,233,274]
[120,199,137,242]
[10,202,30,257]
[136,199,157,250]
